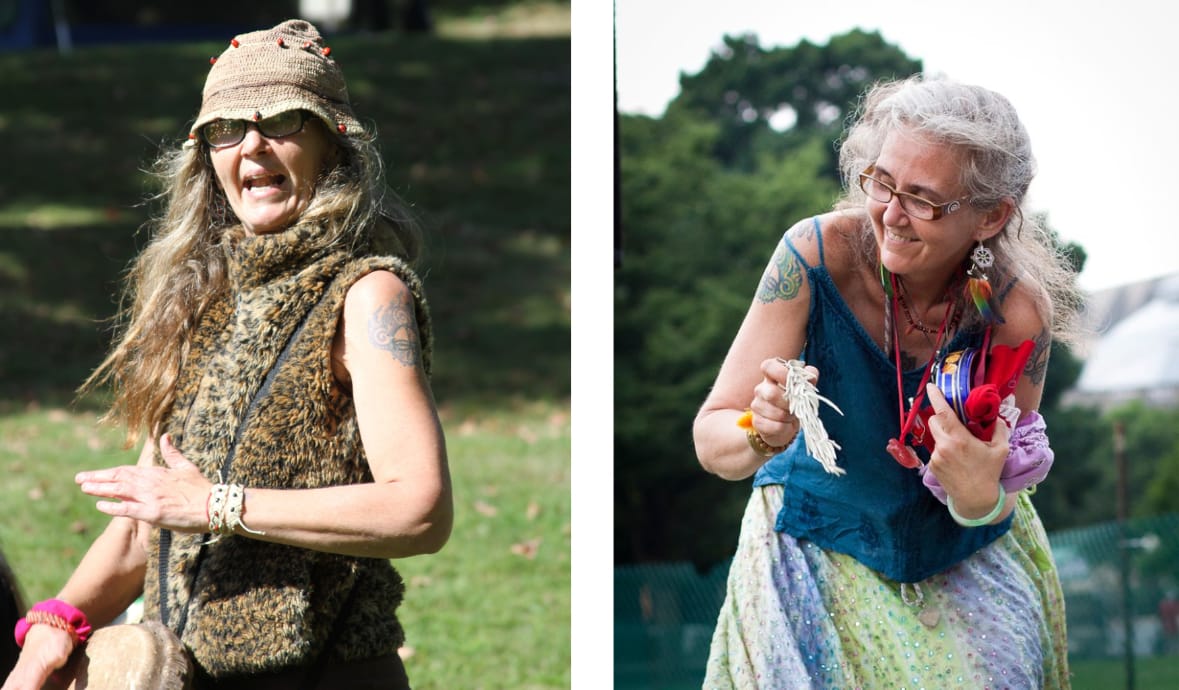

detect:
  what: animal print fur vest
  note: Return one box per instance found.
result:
[141,221,432,679]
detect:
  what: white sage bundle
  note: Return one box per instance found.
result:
[777,358,845,476]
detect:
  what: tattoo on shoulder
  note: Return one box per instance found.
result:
[756,241,803,304]
[367,292,420,367]
[1024,328,1051,385]
[789,221,815,243]
[996,276,1019,305]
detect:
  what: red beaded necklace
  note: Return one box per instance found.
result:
[895,284,938,335]
[881,269,961,469]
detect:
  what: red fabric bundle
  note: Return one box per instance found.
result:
[913,338,1035,450]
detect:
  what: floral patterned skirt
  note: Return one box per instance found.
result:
[705,485,1070,689]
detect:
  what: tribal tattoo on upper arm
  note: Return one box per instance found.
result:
[756,241,803,304]
[367,291,421,367]
[1024,327,1051,386]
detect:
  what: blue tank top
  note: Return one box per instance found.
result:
[752,217,1012,583]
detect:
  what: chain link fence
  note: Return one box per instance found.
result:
[615,514,1179,689]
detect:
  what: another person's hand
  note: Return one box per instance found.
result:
[924,383,1011,515]
[1,624,74,690]
[747,358,819,449]
[76,434,212,533]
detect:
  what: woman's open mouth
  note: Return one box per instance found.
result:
[243,173,286,191]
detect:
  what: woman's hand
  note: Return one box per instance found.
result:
[924,383,1012,519]
[747,358,819,449]
[1,624,75,690]
[75,434,212,533]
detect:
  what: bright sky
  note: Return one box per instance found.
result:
[614,0,1179,292]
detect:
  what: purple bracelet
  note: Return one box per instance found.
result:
[922,411,1054,505]
[13,598,92,647]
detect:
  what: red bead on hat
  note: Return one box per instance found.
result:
[195,20,362,140]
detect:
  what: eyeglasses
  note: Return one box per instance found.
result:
[199,110,309,149]
[857,165,969,221]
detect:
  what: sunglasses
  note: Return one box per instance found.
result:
[199,110,309,149]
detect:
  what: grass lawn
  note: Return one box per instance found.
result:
[0,3,570,688]
[0,404,571,689]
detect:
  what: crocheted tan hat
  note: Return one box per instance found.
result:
[189,19,363,143]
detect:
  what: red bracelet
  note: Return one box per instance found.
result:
[13,599,92,647]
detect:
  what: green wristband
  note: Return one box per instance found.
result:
[947,484,1006,528]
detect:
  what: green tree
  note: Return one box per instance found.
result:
[1037,401,1179,531]
[1145,443,1179,513]
[1113,402,1179,517]
[1032,404,1113,529]
[669,29,922,174]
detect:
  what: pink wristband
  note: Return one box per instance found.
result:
[13,598,92,647]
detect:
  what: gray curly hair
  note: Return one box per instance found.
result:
[836,75,1082,345]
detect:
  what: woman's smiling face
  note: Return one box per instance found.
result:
[867,129,980,280]
[209,115,335,235]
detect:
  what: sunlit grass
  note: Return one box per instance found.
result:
[437,0,571,39]
[0,409,128,600]
[0,204,137,230]
[0,403,571,689]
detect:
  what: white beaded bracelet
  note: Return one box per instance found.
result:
[207,483,266,539]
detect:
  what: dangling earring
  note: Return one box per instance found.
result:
[966,241,994,321]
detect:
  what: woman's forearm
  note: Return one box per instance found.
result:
[54,517,147,627]
[694,408,771,481]
[233,479,452,559]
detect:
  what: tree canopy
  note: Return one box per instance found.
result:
[669,29,921,174]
